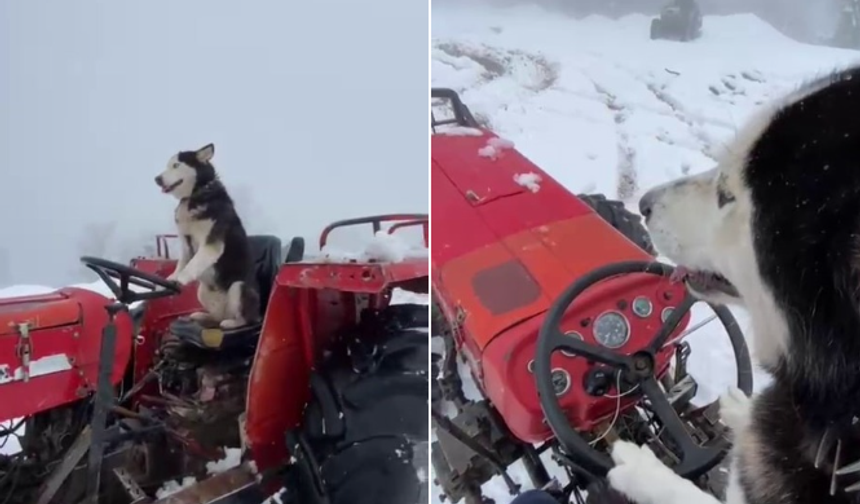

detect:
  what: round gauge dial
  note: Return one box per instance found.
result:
[661,307,675,323]
[632,296,653,318]
[551,368,571,396]
[527,359,535,374]
[593,311,630,349]
[560,331,584,357]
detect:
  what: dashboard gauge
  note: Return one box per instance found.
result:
[593,311,630,349]
[661,307,675,323]
[551,368,571,396]
[560,331,584,357]
[632,296,653,318]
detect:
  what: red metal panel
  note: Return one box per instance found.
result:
[0,288,133,422]
[430,133,526,204]
[0,292,81,335]
[431,158,500,265]
[438,215,652,350]
[275,259,428,293]
[431,132,593,268]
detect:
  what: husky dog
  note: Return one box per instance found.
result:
[155,143,259,329]
[603,66,860,504]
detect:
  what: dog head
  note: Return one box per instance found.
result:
[639,68,860,369]
[155,143,217,199]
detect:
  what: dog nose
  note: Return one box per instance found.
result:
[155,175,163,186]
[639,191,656,219]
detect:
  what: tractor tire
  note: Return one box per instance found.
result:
[578,193,657,256]
[281,303,429,504]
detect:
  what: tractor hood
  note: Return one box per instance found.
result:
[431,131,652,350]
[0,288,133,422]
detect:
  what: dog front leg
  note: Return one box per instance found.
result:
[173,242,224,286]
[167,237,192,282]
[607,441,723,504]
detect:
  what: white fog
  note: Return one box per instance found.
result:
[0,0,429,287]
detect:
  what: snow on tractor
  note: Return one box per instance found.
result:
[429,88,753,504]
[0,214,429,504]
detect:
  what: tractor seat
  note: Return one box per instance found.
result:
[169,235,283,351]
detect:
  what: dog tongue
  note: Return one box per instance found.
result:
[670,266,689,283]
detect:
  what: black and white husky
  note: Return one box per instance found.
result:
[602,66,860,504]
[155,143,259,329]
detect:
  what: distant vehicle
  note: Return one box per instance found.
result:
[650,0,703,42]
[832,0,860,49]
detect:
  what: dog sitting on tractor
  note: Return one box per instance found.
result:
[0,215,428,504]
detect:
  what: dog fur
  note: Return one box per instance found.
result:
[605,66,860,504]
[155,143,259,329]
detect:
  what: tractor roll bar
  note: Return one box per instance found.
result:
[156,234,179,259]
[431,88,480,131]
[319,214,429,249]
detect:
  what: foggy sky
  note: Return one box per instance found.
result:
[432,0,844,44]
[0,0,429,287]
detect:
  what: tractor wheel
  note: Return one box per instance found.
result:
[280,303,429,504]
[578,193,657,256]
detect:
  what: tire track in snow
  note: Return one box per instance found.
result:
[591,82,638,201]
[434,42,560,92]
[644,82,720,162]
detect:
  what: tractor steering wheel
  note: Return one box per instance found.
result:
[80,256,182,305]
[535,260,753,480]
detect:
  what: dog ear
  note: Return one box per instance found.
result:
[195,143,215,164]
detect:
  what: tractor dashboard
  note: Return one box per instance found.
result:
[481,271,691,442]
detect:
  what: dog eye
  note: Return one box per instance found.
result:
[172,163,179,169]
[717,186,735,208]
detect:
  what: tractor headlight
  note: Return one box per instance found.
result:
[593,311,630,349]
[551,368,571,396]
[632,296,653,318]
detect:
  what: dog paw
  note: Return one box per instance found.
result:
[719,386,751,432]
[607,441,672,504]
[219,318,245,330]
[189,311,213,322]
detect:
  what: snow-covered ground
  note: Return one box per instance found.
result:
[432,4,860,503]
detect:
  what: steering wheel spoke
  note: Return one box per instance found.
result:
[639,375,725,476]
[535,260,752,480]
[548,328,632,369]
[80,256,183,305]
[639,376,701,453]
[647,292,697,353]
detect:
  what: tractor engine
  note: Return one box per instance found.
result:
[156,341,254,454]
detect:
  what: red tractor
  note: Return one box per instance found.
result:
[0,215,429,504]
[430,88,753,503]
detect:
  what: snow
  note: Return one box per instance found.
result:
[0,279,149,306]
[435,125,485,136]
[155,476,198,499]
[478,136,517,159]
[206,447,243,476]
[513,172,543,193]
[391,287,430,306]
[432,4,860,503]
[319,230,428,264]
